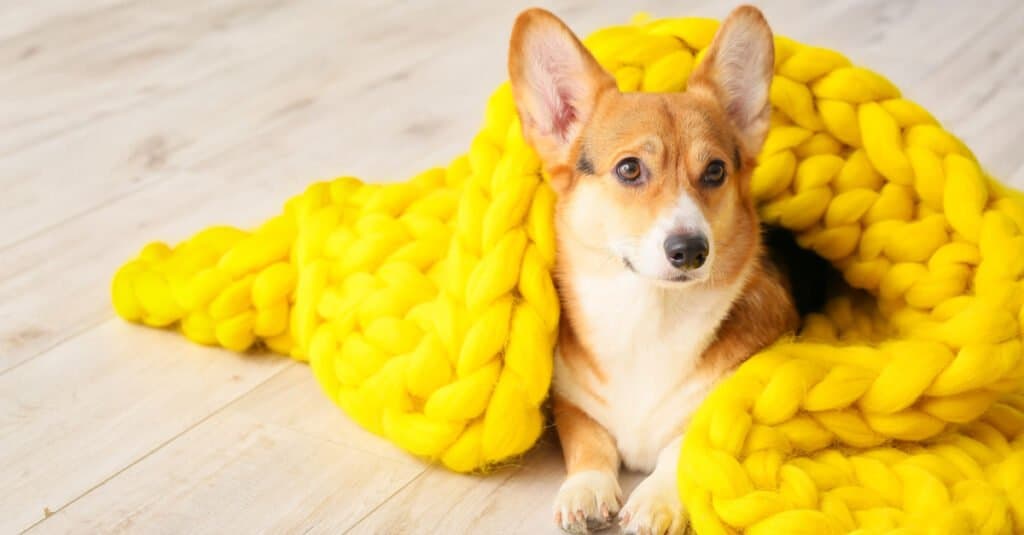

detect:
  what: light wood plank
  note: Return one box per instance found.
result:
[349,441,568,535]
[911,1,1024,181]
[346,438,648,535]
[0,0,129,42]
[0,0,463,247]
[1012,162,1024,186]
[0,322,289,533]
[25,364,427,534]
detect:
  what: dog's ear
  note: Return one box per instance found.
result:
[690,6,775,154]
[508,9,616,172]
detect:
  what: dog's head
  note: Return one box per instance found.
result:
[509,6,774,287]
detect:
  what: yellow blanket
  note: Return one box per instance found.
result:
[112,14,1024,534]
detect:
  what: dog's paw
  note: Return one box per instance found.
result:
[619,475,686,535]
[553,470,622,534]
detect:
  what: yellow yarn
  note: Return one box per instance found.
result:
[112,137,557,472]
[111,13,1024,533]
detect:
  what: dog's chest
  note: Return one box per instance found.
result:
[556,273,738,471]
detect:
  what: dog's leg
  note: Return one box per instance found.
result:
[552,394,621,534]
[619,435,686,535]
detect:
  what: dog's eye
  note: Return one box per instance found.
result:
[615,157,644,184]
[700,160,727,187]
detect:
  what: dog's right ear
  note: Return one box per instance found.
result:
[508,9,615,174]
[688,6,775,155]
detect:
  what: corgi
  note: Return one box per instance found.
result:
[508,6,799,534]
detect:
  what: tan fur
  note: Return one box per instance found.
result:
[509,6,797,534]
[701,261,799,377]
[556,324,607,403]
[552,395,619,474]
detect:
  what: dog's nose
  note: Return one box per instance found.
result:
[663,234,708,270]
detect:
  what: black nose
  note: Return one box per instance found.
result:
[663,234,708,270]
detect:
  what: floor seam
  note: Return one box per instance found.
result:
[18,360,297,534]
[0,314,112,376]
[341,467,432,534]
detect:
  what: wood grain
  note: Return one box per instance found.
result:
[26,365,427,535]
[0,322,288,532]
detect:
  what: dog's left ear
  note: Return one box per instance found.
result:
[690,6,775,154]
[508,9,616,172]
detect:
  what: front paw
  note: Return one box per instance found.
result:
[619,475,686,535]
[553,470,622,534]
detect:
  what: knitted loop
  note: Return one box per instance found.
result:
[111,14,1024,532]
[111,92,557,473]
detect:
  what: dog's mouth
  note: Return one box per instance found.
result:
[622,257,700,284]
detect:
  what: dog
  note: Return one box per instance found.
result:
[508,5,800,534]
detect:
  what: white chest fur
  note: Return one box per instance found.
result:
[554,272,742,472]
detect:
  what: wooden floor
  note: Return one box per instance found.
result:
[3,1,1023,533]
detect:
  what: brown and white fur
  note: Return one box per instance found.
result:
[508,6,799,534]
